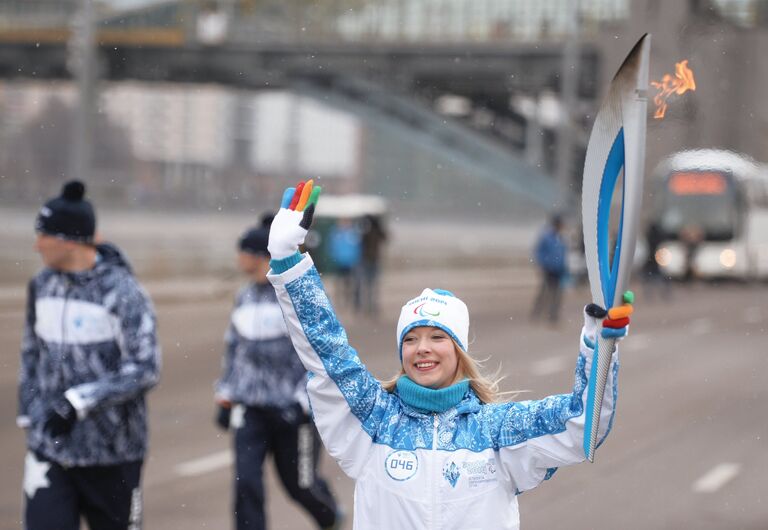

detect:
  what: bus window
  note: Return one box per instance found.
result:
[659,170,742,241]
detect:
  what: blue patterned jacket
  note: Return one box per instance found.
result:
[215,282,306,409]
[269,254,620,530]
[17,243,161,467]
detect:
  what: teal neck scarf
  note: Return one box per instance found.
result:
[396,376,469,413]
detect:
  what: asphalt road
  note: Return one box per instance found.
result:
[0,269,766,529]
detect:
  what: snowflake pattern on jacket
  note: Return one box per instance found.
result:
[17,243,161,467]
[215,282,306,409]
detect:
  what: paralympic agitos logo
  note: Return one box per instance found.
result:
[413,302,441,317]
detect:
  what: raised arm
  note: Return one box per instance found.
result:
[267,181,394,478]
[493,300,631,493]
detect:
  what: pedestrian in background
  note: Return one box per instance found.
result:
[530,214,569,324]
[641,221,671,301]
[18,180,160,530]
[358,214,388,316]
[214,213,341,530]
[328,217,362,310]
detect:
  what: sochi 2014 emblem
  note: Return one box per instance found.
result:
[384,450,418,481]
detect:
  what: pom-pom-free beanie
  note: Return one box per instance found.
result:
[396,288,469,359]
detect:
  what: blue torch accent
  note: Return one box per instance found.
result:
[596,128,626,310]
[584,127,625,460]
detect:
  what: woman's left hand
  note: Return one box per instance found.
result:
[267,179,322,260]
[585,290,633,340]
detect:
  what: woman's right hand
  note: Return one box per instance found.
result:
[267,180,322,260]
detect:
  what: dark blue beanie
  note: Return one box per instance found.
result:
[238,212,275,255]
[35,180,96,243]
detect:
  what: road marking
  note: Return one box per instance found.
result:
[689,318,712,335]
[175,450,233,477]
[530,356,568,376]
[692,463,741,493]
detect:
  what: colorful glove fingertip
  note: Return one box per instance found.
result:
[299,184,321,230]
[281,187,295,209]
[296,180,313,211]
[601,327,627,339]
[289,182,304,210]
[601,290,633,338]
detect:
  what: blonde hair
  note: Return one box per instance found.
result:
[381,340,513,404]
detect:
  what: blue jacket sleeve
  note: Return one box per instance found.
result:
[17,280,40,428]
[268,253,394,478]
[492,310,620,493]
[214,321,238,401]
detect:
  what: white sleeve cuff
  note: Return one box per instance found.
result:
[64,388,89,420]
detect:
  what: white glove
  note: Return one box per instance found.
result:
[267,180,321,260]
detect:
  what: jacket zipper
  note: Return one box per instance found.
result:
[61,277,71,354]
[431,413,438,530]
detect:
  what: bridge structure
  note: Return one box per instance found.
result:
[0,0,625,209]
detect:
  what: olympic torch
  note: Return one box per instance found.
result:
[581,34,651,462]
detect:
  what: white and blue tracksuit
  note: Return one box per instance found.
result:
[268,254,619,530]
[215,282,306,408]
[216,281,339,530]
[17,243,161,468]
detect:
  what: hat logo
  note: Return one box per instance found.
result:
[413,302,440,317]
[39,206,52,217]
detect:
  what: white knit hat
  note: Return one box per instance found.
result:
[396,288,469,359]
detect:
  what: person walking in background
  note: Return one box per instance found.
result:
[18,180,160,530]
[214,213,341,530]
[530,214,569,324]
[641,221,671,301]
[328,217,362,310]
[358,214,388,316]
[264,181,633,529]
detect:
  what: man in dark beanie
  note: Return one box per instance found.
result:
[18,180,160,529]
[214,212,342,530]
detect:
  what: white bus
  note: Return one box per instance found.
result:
[648,149,768,280]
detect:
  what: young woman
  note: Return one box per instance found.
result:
[266,181,632,530]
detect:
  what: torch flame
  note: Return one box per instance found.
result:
[650,60,696,119]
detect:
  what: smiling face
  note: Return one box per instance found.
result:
[401,326,460,389]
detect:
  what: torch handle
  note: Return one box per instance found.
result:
[584,331,617,462]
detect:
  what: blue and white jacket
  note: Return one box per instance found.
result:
[215,282,306,409]
[17,243,161,467]
[269,255,619,530]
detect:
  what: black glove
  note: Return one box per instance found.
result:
[215,404,231,431]
[44,397,77,437]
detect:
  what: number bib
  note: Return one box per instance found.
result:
[384,450,419,481]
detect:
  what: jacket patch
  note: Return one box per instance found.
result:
[385,450,418,481]
[443,461,460,487]
[463,457,498,489]
[443,457,498,489]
